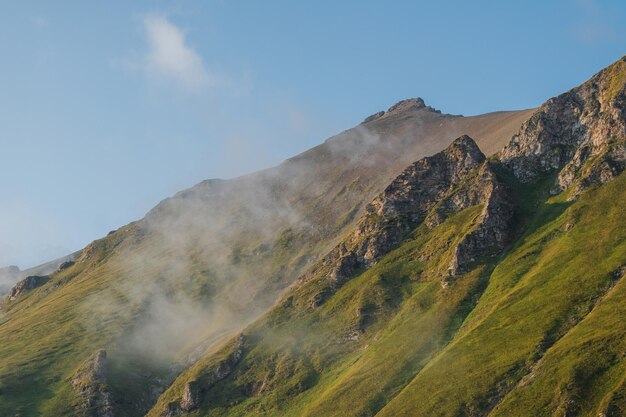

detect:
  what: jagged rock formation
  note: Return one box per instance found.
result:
[305,135,512,302]
[444,162,513,277]
[71,350,114,417]
[501,57,626,196]
[5,275,50,302]
[363,97,443,124]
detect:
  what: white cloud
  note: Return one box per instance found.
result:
[143,15,210,89]
[112,14,252,95]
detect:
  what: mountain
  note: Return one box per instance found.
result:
[0,96,530,416]
[1,55,625,417]
[143,56,626,416]
[0,253,79,296]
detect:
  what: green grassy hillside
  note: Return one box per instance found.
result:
[147,158,626,417]
[145,52,626,413]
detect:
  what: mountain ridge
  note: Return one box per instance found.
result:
[144,55,626,417]
[3,55,626,417]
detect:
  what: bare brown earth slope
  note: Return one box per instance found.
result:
[0,99,532,416]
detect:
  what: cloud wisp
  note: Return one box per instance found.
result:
[142,15,210,90]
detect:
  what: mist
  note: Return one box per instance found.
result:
[74,104,491,363]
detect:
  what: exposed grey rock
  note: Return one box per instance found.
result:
[304,135,512,304]
[388,97,427,112]
[385,97,443,115]
[57,260,75,271]
[348,134,487,268]
[5,275,50,301]
[446,163,514,277]
[72,350,114,417]
[612,265,626,281]
[180,381,200,412]
[500,57,626,196]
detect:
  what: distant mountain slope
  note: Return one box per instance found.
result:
[145,56,626,417]
[0,252,79,296]
[0,97,531,416]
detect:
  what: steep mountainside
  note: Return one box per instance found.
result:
[0,97,531,416]
[144,57,626,417]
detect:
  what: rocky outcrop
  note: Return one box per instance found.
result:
[446,163,514,277]
[57,260,75,271]
[362,98,443,124]
[5,275,50,301]
[363,110,385,123]
[326,135,486,282]
[387,97,441,114]
[500,56,626,196]
[304,135,513,304]
[72,350,114,417]
[162,335,245,416]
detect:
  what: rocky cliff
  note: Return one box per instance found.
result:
[305,135,513,301]
[501,57,626,197]
[4,274,50,302]
[71,350,114,417]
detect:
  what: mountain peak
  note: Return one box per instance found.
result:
[363,97,442,123]
[442,134,485,167]
[450,134,480,150]
[387,97,427,112]
[500,54,626,196]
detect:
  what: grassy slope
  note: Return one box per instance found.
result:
[147,205,488,417]
[377,172,626,417]
[0,221,316,417]
[148,171,626,417]
[0,226,137,416]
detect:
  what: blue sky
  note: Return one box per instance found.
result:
[1,0,625,268]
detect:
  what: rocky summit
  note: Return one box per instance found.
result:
[1,55,626,417]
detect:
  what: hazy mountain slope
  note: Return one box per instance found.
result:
[146,56,626,417]
[0,99,530,417]
[0,252,79,296]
